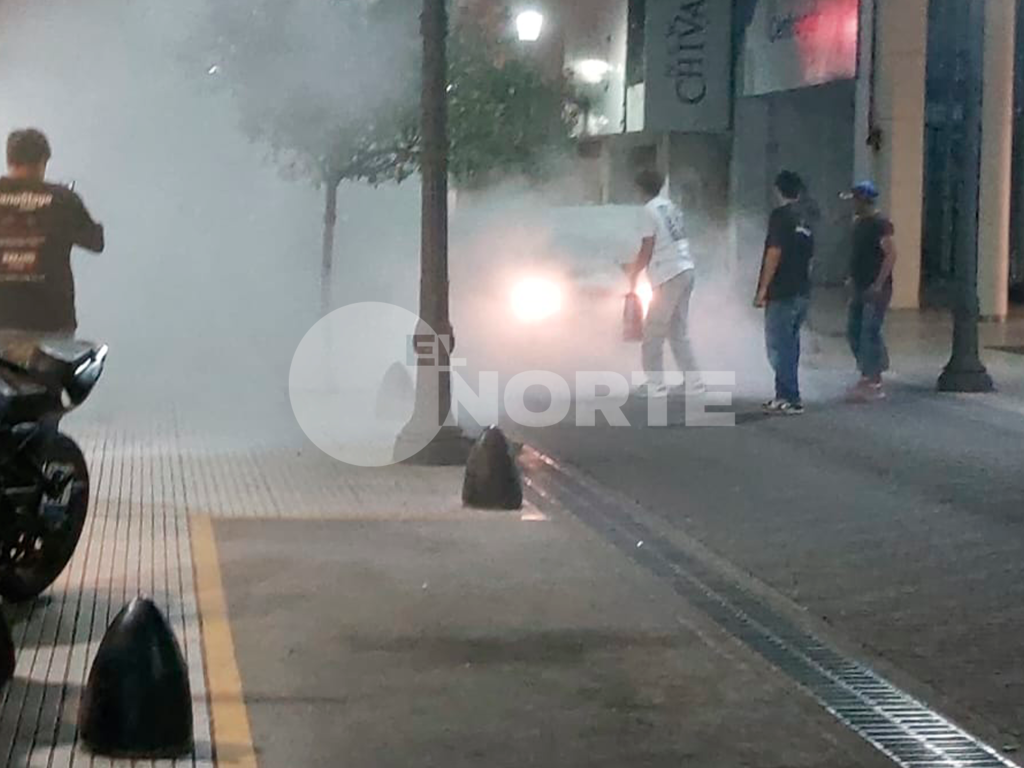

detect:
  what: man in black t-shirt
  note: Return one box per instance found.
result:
[0,128,104,354]
[841,181,896,401]
[754,170,814,415]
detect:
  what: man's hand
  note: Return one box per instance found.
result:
[753,293,767,309]
[865,283,885,302]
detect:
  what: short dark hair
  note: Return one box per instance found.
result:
[774,170,804,200]
[634,168,665,198]
[7,129,52,167]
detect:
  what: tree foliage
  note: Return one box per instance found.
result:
[201,0,420,188]
[447,18,577,188]
[199,0,575,190]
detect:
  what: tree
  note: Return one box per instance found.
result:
[198,0,575,310]
[447,15,576,189]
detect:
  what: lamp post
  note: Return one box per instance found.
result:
[394,0,471,465]
[938,0,994,393]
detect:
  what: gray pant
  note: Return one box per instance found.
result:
[642,270,699,385]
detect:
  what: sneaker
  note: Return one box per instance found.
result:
[633,382,670,399]
[846,380,886,403]
[763,399,804,415]
[686,381,707,396]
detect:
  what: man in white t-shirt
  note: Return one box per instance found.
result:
[623,169,703,397]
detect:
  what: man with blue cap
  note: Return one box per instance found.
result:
[841,181,897,401]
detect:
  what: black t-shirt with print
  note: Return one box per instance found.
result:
[851,214,895,290]
[762,203,814,301]
[0,177,104,332]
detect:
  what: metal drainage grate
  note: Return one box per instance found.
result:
[523,447,1018,768]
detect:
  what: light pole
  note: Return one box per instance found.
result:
[938,0,994,393]
[394,0,471,465]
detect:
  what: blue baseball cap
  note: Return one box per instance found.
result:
[841,181,879,201]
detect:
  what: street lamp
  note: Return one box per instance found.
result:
[516,9,544,42]
[937,0,994,393]
[573,58,612,85]
[394,0,472,465]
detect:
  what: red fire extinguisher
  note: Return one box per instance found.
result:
[622,292,644,342]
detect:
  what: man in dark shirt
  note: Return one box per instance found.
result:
[754,170,814,415]
[841,181,897,401]
[0,128,104,348]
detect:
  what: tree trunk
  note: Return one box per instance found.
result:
[320,180,339,315]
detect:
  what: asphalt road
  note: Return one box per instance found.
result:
[520,382,1024,744]
[216,517,890,768]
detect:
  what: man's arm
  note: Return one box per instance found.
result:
[623,207,658,289]
[754,210,784,307]
[754,247,781,308]
[870,234,897,293]
[68,193,105,253]
[625,237,655,289]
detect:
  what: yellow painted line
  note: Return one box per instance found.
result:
[191,514,258,768]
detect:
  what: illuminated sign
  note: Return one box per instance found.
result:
[742,0,859,96]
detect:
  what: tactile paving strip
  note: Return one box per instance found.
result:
[0,412,470,767]
[524,446,1020,768]
[0,419,214,768]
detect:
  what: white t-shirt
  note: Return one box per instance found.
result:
[641,196,694,286]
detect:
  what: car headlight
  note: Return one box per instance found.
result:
[509,278,565,323]
[510,277,563,323]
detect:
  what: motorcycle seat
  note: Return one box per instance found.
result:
[36,340,98,368]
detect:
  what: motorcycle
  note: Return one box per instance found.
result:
[0,340,108,602]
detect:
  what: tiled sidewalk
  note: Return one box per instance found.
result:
[0,420,213,768]
[0,414,469,767]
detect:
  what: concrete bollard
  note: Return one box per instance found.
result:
[79,596,193,758]
[462,426,523,510]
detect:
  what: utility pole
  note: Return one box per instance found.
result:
[938,0,995,393]
[394,0,471,465]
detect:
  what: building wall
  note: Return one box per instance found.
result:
[669,133,732,270]
[731,80,857,286]
[562,0,628,135]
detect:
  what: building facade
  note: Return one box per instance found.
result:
[520,0,1020,316]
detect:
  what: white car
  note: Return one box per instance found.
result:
[451,202,653,382]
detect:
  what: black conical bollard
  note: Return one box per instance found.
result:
[375,361,416,421]
[0,611,14,689]
[79,597,193,758]
[462,426,523,510]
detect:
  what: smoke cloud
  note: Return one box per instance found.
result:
[0,0,813,439]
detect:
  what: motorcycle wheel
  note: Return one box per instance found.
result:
[0,433,90,603]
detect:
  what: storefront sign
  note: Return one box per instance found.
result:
[742,0,860,96]
[645,0,732,133]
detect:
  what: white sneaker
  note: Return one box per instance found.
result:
[633,382,670,399]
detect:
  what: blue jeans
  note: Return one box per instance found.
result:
[847,287,891,379]
[765,296,809,404]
